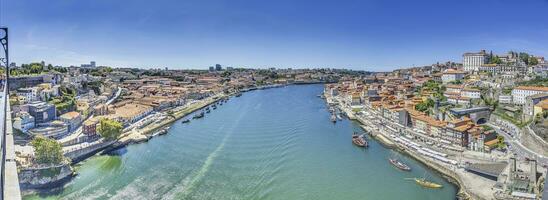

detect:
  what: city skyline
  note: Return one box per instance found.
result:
[2,0,548,70]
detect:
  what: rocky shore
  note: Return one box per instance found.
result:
[18,164,74,190]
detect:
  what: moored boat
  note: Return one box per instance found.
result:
[330,115,337,123]
[193,112,205,119]
[389,158,411,171]
[181,119,190,123]
[352,132,367,147]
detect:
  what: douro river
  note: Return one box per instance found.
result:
[26,84,456,200]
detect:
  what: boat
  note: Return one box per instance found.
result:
[389,158,411,171]
[330,115,337,123]
[235,92,242,97]
[193,112,205,119]
[352,132,367,147]
[181,119,190,123]
[408,178,443,189]
[206,109,211,113]
[337,114,342,120]
[406,173,443,189]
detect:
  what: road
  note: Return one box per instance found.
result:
[487,123,548,166]
[106,87,121,105]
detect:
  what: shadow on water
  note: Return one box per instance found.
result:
[106,146,128,156]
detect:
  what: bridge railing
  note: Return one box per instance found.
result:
[2,76,22,200]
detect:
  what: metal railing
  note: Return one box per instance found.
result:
[0,26,8,200]
[1,81,6,199]
[1,26,21,200]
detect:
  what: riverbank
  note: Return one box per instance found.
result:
[115,94,226,146]
[325,95,479,200]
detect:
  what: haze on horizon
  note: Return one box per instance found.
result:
[2,0,548,71]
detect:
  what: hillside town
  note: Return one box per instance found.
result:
[324,50,548,199]
[2,49,548,199]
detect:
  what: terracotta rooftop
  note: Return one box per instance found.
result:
[514,86,548,92]
[60,111,81,119]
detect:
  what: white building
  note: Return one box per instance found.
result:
[441,69,466,83]
[13,112,35,133]
[499,95,512,104]
[511,86,548,105]
[463,51,488,72]
[461,88,481,99]
[16,87,39,103]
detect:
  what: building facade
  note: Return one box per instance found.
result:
[463,51,488,72]
[512,86,548,105]
[28,102,57,124]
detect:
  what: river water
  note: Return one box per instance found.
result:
[25,84,457,200]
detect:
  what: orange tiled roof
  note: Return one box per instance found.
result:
[514,86,548,92]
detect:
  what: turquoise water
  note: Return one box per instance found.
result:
[25,84,457,200]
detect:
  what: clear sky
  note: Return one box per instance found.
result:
[1,0,548,71]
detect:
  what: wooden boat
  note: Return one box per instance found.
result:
[352,132,367,147]
[406,173,442,189]
[411,178,443,189]
[389,158,411,171]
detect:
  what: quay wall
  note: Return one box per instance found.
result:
[64,140,115,164]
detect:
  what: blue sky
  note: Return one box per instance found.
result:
[1,0,548,71]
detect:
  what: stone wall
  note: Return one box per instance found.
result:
[18,164,73,189]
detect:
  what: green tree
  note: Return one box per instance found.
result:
[97,118,123,140]
[415,98,435,112]
[489,56,502,64]
[29,63,43,74]
[519,52,531,65]
[528,56,539,66]
[496,135,506,149]
[31,136,64,164]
